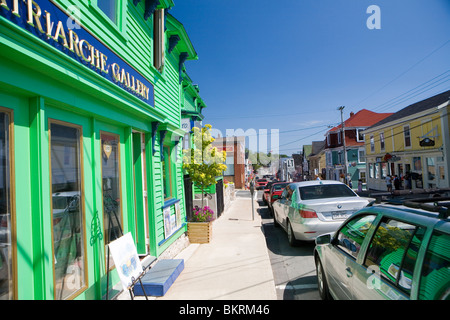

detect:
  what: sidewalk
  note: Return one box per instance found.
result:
[155,194,277,300]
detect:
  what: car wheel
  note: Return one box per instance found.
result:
[287,221,298,246]
[273,211,280,228]
[316,257,331,300]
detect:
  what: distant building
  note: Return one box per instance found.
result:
[324,109,393,185]
[212,137,246,189]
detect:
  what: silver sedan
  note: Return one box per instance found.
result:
[272,180,372,246]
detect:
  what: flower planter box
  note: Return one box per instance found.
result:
[187,221,212,244]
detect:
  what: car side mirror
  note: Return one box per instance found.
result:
[315,234,331,245]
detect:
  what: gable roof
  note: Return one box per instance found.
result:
[366,90,450,130]
[328,109,393,133]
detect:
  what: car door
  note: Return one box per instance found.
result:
[274,189,288,227]
[325,214,377,300]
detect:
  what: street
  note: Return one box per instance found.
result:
[236,190,320,300]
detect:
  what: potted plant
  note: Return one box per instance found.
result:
[187,206,215,243]
[183,124,226,243]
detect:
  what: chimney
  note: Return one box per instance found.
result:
[350,111,354,117]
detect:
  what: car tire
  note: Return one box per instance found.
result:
[273,212,280,228]
[316,257,331,300]
[287,221,298,247]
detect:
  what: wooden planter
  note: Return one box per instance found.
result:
[187,221,213,243]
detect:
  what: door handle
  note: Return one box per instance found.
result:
[346,267,353,278]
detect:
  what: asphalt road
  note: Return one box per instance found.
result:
[255,190,321,300]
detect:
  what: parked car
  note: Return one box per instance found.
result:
[314,199,450,300]
[272,180,372,246]
[263,182,275,204]
[255,179,268,190]
[267,182,289,215]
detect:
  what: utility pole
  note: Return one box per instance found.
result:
[338,106,348,185]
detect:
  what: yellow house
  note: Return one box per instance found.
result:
[364,90,450,191]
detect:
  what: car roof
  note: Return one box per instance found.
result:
[357,202,450,233]
[288,180,347,187]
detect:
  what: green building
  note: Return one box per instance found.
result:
[0,0,203,299]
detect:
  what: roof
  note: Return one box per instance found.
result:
[302,145,312,156]
[309,140,325,157]
[366,90,450,130]
[328,109,394,132]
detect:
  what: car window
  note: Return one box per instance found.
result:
[336,214,376,259]
[273,183,288,191]
[364,218,425,296]
[298,184,356,200]
[419,232,450,300]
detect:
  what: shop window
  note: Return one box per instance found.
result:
[0,110,14,300]
[101,132,123,266]
[153,8,165,72]
[97,0,118,24]
[162,146,173,200]
[49,121,86,300]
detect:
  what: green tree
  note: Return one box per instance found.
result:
[182,124,227,211]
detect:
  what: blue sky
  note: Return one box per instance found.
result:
[171,0,450,155]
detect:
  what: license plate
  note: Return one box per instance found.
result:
[331,211,352,220]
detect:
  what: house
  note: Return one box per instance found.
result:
[307,141,326,180]
[324,109,393,185]
[364,90,450,191]
[0,0,204,299]
[302,144,312,180]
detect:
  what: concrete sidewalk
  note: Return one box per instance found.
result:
[156,194,277,300]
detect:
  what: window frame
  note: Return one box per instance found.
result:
[0,107,16,300]
[153,8,165,73]
[379,132,385,151]
[48,119,88,300]
[418,231,450,300]
[162,145,174,201]
[100,131,124,270]
[404,125,411,148]
[363,217,425,297]
[90,0,127,38]
[333,214,377,261]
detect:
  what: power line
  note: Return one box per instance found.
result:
[351,38,450,108]
[372,70,450,112]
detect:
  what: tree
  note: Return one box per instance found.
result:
[182,124,227,210]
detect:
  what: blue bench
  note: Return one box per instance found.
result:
[133,259,184,297]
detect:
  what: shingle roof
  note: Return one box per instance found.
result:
[367,90,450,130]
[328,109,393,132]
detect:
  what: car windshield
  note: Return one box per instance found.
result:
[299,184,356,200]
[273,183,288,190]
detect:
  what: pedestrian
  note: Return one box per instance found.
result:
[348,179,352,189]
[385,175,392,192]
[394,175,400,190]
[358,179,363,192]
[404,172,412,189]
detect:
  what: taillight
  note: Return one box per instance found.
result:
[299,208,317,218]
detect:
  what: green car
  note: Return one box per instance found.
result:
[314,199,450,300]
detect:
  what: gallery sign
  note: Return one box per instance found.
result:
[0,0,155,107]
